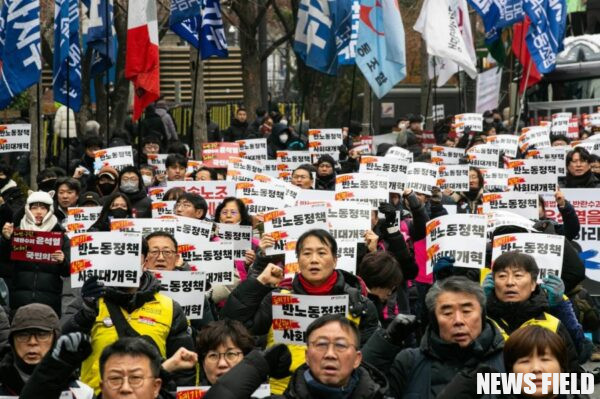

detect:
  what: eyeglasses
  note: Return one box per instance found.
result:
[309,340,356,353]
[292,174,311,180]
[175,201,194,209]
[148,249,177,258]
[121,177,139,183]
[220,210,239,216]
[105,375,154,390]
[14,330,53,343]
[204,351,243,364]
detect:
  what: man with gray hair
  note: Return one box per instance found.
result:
[361,276,506,398]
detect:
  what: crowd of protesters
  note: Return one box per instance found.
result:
[0,102,599,399]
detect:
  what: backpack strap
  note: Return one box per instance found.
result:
[105,300,161,352]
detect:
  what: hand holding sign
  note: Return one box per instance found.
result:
[259,234,276,252]
[555,187,566,209]
[257,263,284,287]
[1,222,12,240]
[50,250,65,263]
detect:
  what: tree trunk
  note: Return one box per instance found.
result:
[239,30,261,116]
[420,38,431,127]
[109,0,131,136]
[362,79,371,134]
[94,76,109,141]
[190,48,207,158]
[29,85,41,189]
[78,50,93,135]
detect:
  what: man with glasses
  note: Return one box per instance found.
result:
[291,164,315,189]
[174,192,208,221]
[203,314,389,398]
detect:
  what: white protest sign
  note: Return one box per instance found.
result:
[236,138,268,161]
[486,134,519,158]
[492,233,564,281]
[263,206,329,255]
[506,158,560,177]
[481,167,512,192]
[433,104,445,122]
[486,210,537,235]
[66,206,102,234]
[146,154,168,174]
[551,115,570,137]
[110,218,177,237]
[336,239,358,274]
[359,155,408,193]
[467,144,500,168]
[385,146,413,161]
[335,173,389,208]
[430,146,465,165]
[185,160,202,175]
[228,156,263,174]
[235,181,287,215]
[526,147,567,177]
[215,223,252,260]
[519,126,551,152]
[70,232,142,288]
[482,192,539,220]
[575,140,600,157]
[437,165,470,192]
[455,113,483,136]
[276,150,312,170]
[155,271,206,319]
[0,124,30,153]
[185,240,235,287]
[165,180,236,217]
[271,294,349,345]
[148,186,167,201]
[404,162,438,195]
[258,159,282,177]
[295,189,336,206]
[176,385,271,399]
[426,214,487,274]
[151,201,176,218]
[308,129,344,161]
[588,113,600,127]
[476,67,502,114]
[93,146,134,172]
[510,173,557,194]
[174,216,213,265]
[328,202,372,241]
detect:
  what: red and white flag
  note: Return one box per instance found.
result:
[125,0,160,121]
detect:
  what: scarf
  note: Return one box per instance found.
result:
[19,206,58,232]
[304,369,359,399]
[298,271,338,295]
[565,170,596,188]
[0,179,16,194]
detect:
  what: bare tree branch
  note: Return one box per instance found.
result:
[252,0,273,31]
[260,32,292,61]
[272,1,295,48]
[230,1,253,31]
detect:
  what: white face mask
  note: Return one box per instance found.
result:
[142,175,153,187]
[485,118,494,124]
[280,134,289,143]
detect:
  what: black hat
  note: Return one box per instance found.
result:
[79,191,102,206]
[408,114,423,124]
[316,154,336,167]
[142,132,162,145]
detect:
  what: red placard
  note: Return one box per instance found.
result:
[201,142,240,168]
[11,229,63,263]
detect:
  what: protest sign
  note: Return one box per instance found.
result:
[466,144,500,168]
[492,233,564,281]
[567,117,579,139]
[185,160,203,175]
[359,155,408,193]
[426,214,487,274]
[551,114,570,137]
[482,192,539,220]
[215,223,252,260]
[430,146,465,165]
[263,206,329,255]
[276,151,312,170]
[258,159,281,177]
[236,138,268,161]
[506,158,560,177]
[151,201,176,218]
[437,165,470,192]
[271,294,349,345]
[475,68,502,114]
[526,147,567,177]
[433,104,445,122]
[486,135,519,158]
[384,146,413,161]
[509,173,557,194]
[146,154,169,174]
[70,232,142,288]
[174,216,213,264]
[335,173,389,208]
[308,129,344,161]
[336,239,358,274]
[11,230,63,263]
[155,271,206,319]
[235,181,287,215]
[575,140,600,157]
[110,218,177,237]
[352,144,372,156]
[328,202,372,241]
[176,384,271,399]
[589,113,600,127]
[94,146,134,172]
[165,181,236,217]
[519,126,551,152]
[295,188,336,206]
[352,135,374,154]
[184,240,235,287]
[201,142,240,168]
[0,124,30,153]
[405,162,438,195]
[228,156,263,174]
[148,186,167,201]
[454,113,483,137]
[66,206,102,234]
[481,168,512,192]
[486,210,537,235]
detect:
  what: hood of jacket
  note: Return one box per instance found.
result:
[285,362,388,399]
[420,318,505,366]
[486,287,548,333]
[104,270,161,312]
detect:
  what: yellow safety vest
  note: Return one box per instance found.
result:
[266,289,362,395]
[81,294,174,394]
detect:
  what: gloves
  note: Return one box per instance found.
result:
[263,344,292,379]
[51,332,92,366]
[482,273,495,298]
[378,202,399,233]
[385,314,419,345]
[430,187,442,204]
[433,256,455,281]
[81,276,106,308]
[541,273,565,307]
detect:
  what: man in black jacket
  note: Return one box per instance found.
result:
[223,108,251,142]
[0,163,25,227]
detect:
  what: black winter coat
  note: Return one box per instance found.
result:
[314,173,336,191]
[0,223,70,316]
[0,182,25,227]
[0,347,26,395]
[223,119,251,142]
[123,189,152,218]
[361,320,505,399]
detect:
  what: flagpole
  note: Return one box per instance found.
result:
[513,23,526,133]
[105,0,111,145]
[346,64,357,147]
[515,59,532,135]
[190,46,200,150]
[424,73,433,130]
[66,52,71,173]
[37,83,42,173]
[433,58,437,115]
[457,67,462,113]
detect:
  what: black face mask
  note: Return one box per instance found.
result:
[38,179,57,192]
[109,208,129,219]
[0,177,8,189]
[98,182,116,195]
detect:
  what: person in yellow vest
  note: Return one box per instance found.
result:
[62,237,196,394]
[484,251,582,371]
[221,229,380,395]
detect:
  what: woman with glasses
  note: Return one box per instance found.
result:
[562,147,600,188]
[117,166,152,218]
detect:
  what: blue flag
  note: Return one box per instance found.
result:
[468,0,524,44]
[523,0,566,73]
[336,0,359,65]
[53,0,82,111]
[294,0,338,75]
[200,0,228,59]
[355,0,406,99]
[85,0,115,77]
[169,0,200,47]
[0,0,42,109]
[171,15,201,49]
